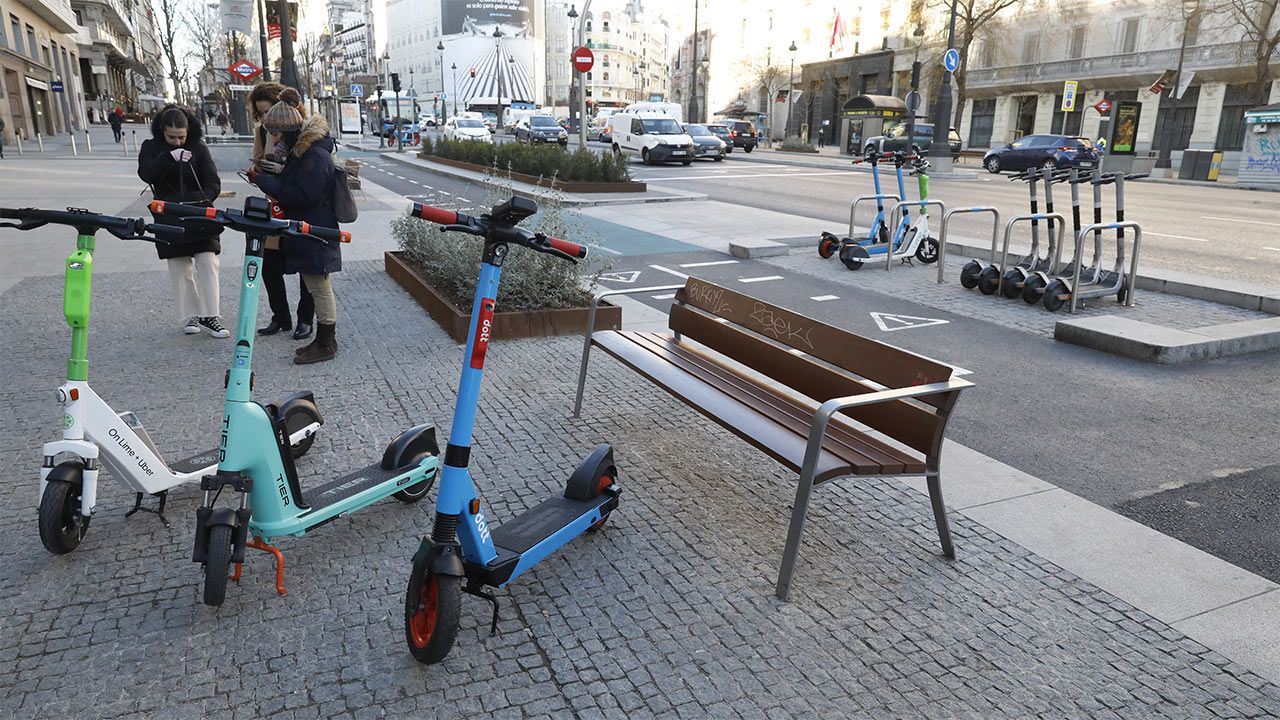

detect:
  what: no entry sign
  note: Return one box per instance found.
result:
[571,46,594,73]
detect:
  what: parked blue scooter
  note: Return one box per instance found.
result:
[817,150,893,258]
[401,197,620,665]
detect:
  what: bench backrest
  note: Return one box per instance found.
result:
[671,278,956,457]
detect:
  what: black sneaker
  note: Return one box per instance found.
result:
[198,316,230,338]
[183,316,201,334]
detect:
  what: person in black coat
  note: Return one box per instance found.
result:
[109,108,123,143]
[250,89,342,364]
[138,104,229,337]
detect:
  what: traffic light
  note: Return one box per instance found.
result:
[391,73,401,93]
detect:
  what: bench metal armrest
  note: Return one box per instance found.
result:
[573,284,688,417]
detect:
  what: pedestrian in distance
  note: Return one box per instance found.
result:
[248,88,343,365]
[0,116,6,159]
[109,107,124,143]
[137,104,230,338]
[248,82,314,340]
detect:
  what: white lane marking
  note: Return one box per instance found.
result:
[650,264,690,279]
[869,311,949,332]
[1144,232,1208,242]
[395,175,406,180]
[409,180,420,185]
[590,244,624,255]
[641,171,851,182]
[600,270,641,283]
[679,260,739,268]
[1201,215,1280,228]
[1262,247,1280,252]
[439,191,451,196]
[810,295,840,301]
[652,293,676,299]
[737,275,783,283]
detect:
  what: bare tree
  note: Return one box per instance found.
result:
[1213,0,1280,106]
[927,0,1021,128]
[739,52,787,139]
[297,36,320,115]
[154,0,189,104]
[187,1,228,116]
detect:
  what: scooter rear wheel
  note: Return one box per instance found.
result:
[588,472,617,532]
[976,266,1001,295]
[202,524,233,607]
[817,235,838,259]
[959,261,982,289]
[405,556,461,665]
[38,475,84,555]
[284,403,321,458]
[840,243,868,271]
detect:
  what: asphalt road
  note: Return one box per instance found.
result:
[357,152,1280,582]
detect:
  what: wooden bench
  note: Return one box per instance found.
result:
[572,278,973,600]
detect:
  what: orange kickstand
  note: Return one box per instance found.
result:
[230,562,243,581]
[245,536,288,596]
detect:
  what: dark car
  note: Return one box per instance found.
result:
[683,123,727,161]
[515,114,569,146]
[705,123,734,151]
[864,122,962,157]
[982,134,1099,173]
[722,120,757,152]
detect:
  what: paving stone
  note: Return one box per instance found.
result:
[0,261,1277,718]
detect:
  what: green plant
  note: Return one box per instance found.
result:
[420,138,631,184]
[780,137,818,152]
[392,177,612,312]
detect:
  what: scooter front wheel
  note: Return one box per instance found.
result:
[1043,280,1069,312]
[915,237,939,264]
[202,524,233,607]
[1021,275,1047,304]
[405,557,461,665]
[817,234,838,259]
[38,475,84,555]
[976,266,1001,295]
[959,261,982,289]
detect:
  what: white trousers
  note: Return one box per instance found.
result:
[166,252,220,319]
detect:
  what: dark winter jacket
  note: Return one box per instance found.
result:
[252,114,341,275]
[137,108,223,259]
[108,112,122,129]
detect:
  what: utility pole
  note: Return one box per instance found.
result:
[256,0,271,81]
[928,0,958,173]
[689,0,699,124]
[277,0,299,88]
[494,27,506,129]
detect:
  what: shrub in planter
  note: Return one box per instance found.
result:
[779,137,819,153]
[392,178,612,312]
[421,138,631,184]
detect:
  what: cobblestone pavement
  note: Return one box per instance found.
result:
[766,251,1270,339]
[2,261,1279,719]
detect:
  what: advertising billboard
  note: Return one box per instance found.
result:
[1110,101,1141,156]
[440,0,537,110]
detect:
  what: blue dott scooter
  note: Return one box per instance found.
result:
[156,198,442,607]
[817,150,893,258]
[839,151,938,270]
[401,196,620,665]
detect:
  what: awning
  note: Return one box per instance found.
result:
[1245,102,1280,124]
[841,94,906,118]
[25,77,49,91]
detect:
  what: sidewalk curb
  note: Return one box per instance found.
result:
[379,151,708,206]
[1054,315,1280,363]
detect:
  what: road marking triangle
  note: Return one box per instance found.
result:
[869,311,950,332]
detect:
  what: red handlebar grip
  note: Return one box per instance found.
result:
[150,201,219,219]
[411,202,457,225]
[548,236,587,259]
[297,222,350,243]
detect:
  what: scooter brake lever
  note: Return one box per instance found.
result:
[0,219,49,231]
[440,222,484,236]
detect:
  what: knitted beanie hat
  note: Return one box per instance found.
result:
[262,91,304,132]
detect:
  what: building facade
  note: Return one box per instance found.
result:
[546,0,668,114]
[957,0,1280,171]
[70,0,151,120]
[0,0,86,139]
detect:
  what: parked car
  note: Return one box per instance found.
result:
[721,120,758,152]
[417,113,439,127]
[982,134,1100,173]
[515,114,570,146]
[608,112,696,165]
[587,115,614,144]
[864,122,962,157]
[705,123,734,152]
[442,116,493,143]
[481,113,498,133]
[683,123,726,161]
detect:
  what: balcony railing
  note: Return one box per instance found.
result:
[966,41,1255,87]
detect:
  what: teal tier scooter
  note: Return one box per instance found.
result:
[0,207,322,556]
[153,198,442,607]
[401,196,620,666]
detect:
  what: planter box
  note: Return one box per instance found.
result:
[385,251,622,343]
[418,154,647,193]
[777,146,819,154]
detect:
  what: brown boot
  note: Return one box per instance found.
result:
[294,323,336,364]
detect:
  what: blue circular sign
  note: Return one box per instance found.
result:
[943,48,960,72]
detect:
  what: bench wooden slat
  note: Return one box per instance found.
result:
[675,278,953,396]
[669,303,944,455]
[626,332,919,474]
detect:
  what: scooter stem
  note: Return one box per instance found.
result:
[226,234,267,403]
[447,258,503,450]
[65,234,95,381]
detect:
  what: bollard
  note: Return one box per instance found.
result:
[131,130,138,153]
[70,133,78,156]
[37,133,44,152]
[16,134,22,155]
[84,129,92,153]
[122,133,128,155]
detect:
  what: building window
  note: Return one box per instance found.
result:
[1216,84,1253,150]
[1022,32,1040,63]
[1154,86,1199,153]
[980,40,996,68]
[969,98,995,147]
[1120,18,1139,54]
[881,8,890,30]
[603,71,609,82]
[26,24,37,61]
[1069,26,1086,59]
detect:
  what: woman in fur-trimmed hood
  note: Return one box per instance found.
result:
[249,88,342,364]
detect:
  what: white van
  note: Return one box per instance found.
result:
[608,112,696,165]
[622,102,683,123]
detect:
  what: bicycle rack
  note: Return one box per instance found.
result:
[884,199,947,270]
[997,212,1066,297]
[847,194,901,239]
[937,206,1001,284]
[1065,221,1143,313]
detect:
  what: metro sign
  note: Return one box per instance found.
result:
[1092,98,1113,115]
[228,59,262,82]
[571,46,594,73]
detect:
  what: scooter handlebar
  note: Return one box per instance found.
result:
[410,202,459,226]
[148,200,220,220]
[546,236,587,259]
[295,221,352,244]
[0,206,181,243]
[405,200,585,263]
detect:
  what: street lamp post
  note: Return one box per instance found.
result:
[437,40,445,124]
[493,26,506,129]
[276,0,299,88]
[905,25,925,155]
[786,41,796,140]
[569,1,592,148]
[451,63,458,118]
[929,0,959,173]
[1157,0,1199,170]
[689,0,700,124]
